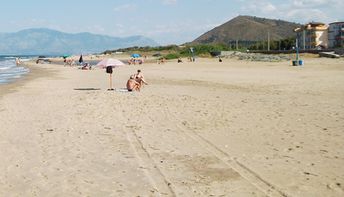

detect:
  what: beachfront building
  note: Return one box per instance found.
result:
[295,22,328,50]
[328,22,344,48]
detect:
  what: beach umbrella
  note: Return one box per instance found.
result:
[79,55,83,63]
[131,53,141,58]
[96,58,125,68]
[96,58,125,90]
[62,54,71,58]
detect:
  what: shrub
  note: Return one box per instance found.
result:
[164,53,180,60]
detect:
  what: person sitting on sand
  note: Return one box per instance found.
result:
[126,76,140,92]
[133,69,148,86]
[157,57,166,64]
[64,58,75,66]
[128,58,134,65]
[81,62,91,70]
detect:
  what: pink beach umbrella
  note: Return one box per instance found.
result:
[97,58,125,90]
[96,58,125,68]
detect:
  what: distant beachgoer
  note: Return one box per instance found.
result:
[219,57,222,62]
[15,58,21,65]
[128,58,134,65]
[81,62,91,70]
[177,58,182,63]
[64,58,75,66]
[126,76,140,92]
[158,57,166,64]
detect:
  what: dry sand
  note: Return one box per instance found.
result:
[0,56,343,196]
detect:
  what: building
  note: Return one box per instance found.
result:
[328,22,344,48]
[295,22,328,50]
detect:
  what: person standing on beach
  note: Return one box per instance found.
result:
[106,66,114,90]
[15,58,21,65]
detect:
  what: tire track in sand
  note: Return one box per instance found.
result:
[162,104,291,197]
[125,126,176,197]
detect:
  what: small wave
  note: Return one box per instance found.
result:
[0,59,16,65]
[3,56,16,59]
[0,65,29,85]
[0,56,31,85]
[20,58,32,62]
[0,66,14,70]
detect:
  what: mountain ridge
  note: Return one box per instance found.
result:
[0,28,159,55]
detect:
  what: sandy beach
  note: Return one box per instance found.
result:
[0,56,343,196]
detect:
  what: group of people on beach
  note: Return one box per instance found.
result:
[128,58,144,65]
[126,69,148,92]
[63,58,75,66]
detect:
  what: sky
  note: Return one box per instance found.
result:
[0,0,343,45]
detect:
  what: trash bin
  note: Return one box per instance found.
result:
[292,60,298,66]
[298,60,303,66]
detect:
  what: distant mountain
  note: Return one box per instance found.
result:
[192,15,301,44]
[0,28,159,55]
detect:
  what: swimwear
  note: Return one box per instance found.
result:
[106,66,113,74]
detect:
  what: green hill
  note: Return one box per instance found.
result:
[192,15,300,45]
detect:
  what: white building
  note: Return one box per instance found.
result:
[295,22,328,50]
[328,22,344,48]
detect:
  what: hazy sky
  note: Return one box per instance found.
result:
[0,0,343,45]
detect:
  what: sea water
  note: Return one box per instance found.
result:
[0,56,30,84]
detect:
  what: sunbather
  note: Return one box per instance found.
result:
[133,69,148,86]
[126,76,140,92]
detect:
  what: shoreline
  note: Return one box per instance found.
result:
[0,62,56,98]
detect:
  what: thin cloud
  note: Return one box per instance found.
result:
[113,4,138,12]
[145,19,217,36]
[286,8,330,23]
[162,0,177,5]
[240,0,340,23]
[243,0,277,14]
[292,0,335,7]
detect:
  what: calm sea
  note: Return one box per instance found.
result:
[0,55,31,84]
